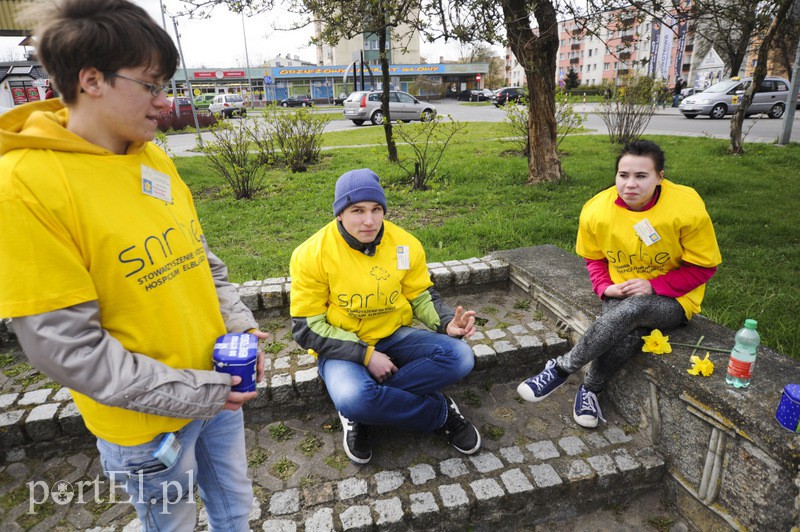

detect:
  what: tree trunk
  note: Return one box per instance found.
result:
[730,0,793,154]
[378,26,398,162]
[502,0,562,183]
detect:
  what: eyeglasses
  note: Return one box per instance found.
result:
[105,72,167,97]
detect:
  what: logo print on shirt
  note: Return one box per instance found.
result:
[336,266,399,314]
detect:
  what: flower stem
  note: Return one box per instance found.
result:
[670,340,730,354]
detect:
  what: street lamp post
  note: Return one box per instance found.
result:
[157,0,179,104]
[241,12,255,107]
[171,16,204,148]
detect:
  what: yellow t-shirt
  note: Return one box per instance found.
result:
[576,179,722,318]
[290,220,433,346]
[0,103,225,444]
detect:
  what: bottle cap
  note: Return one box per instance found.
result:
[744,319,758,329]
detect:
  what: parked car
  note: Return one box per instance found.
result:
[333,92,348,106]
[193,93,215,110]
[342,90,436,126]
[492,87,525,107]
[279,95,314,107]
[209,93,247,118]
[456,89,473,101]
[469,89,494,102]
[679,76,790,119]
[162,96,193,116]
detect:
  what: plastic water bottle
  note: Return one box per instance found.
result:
[725,319,760,388]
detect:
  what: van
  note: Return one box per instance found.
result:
[679,76,790,119]
[209,94,247,118]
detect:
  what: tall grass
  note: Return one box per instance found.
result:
[175,130,800,359]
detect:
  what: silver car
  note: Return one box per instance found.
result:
[679,76,790,119]
[343,90,437,126]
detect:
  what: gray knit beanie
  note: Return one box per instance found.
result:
[333,169,387,216]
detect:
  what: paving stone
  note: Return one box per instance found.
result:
[487,260,509,282]
[305,507,334,532]
[544,333,568,350]
[486,329,506,340]
[527,321,547,331]
[430,267,453,288]
[373,497,404,525]
[409,491,438,515]
[0,409,25,446]
[26,403,60,441]
[19,388,52,406]
[468,263,492,284]
[439,483,470,508]
[529,463,563,487]
[469,452,504,473]
[260,284,283,309]
[507,325,529,335]
[270,374,294,402]
[339,505,372,530]
[612,449,640,472]
[558,435,589,456]
[52,388,72,402]
[0,392,19,408]
[499,446,525,464]
[501,468,535,494]
[269,488,300,515]
[374,470,404,494]
[294,367,323,396]
[297,354,316,366]
[243,280,263,287]
[440,457,469,478]
[469,331,485,341]
[5,447,26,461]
[516,335,543,350]
[443,260,462,267]
[527,440,560,460]
[303,481,335,507]
[461,257,480,265]
[427,262,444,269]
[566,459,595,481]
[604,426,633,444]
[451,265,470,285]
[338,477,368,500]
[274,356,291,370]
[238,286,260,312]
[587,454,617,476]
[470,478,504,500]
[262,520,297,532]
[493,341,516,362]
[471,344,496,370]
[409,463,436,485]
[586,433,610,448]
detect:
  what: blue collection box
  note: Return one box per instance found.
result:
[213,333,258,392]
[775,384,800,433]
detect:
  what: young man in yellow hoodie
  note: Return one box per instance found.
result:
[290,169,481,464]
[0,1,266,529]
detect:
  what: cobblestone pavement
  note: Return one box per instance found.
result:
[0,290,683,531]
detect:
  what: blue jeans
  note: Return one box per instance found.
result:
[318,326,475,432]
[97,409,252,532]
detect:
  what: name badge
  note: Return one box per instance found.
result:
[633,218,661,246]
[141,164,172,203]
[397,245,410,270]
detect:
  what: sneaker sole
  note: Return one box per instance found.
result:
[573,412,599,429]
[338,412,372,465]
[516,381,559,403]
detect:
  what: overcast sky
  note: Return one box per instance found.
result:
[0,0,476,68]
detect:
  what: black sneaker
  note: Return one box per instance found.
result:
[436,395,481,455]
[338,411,372,464]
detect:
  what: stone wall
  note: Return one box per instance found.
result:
[495,245,800,531]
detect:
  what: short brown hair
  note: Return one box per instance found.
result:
[20,0,178,103]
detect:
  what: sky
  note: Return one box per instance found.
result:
[0,0,474,68]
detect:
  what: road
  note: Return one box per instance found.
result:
[166,100,800,156]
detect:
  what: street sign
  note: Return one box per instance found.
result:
[476,74,481,81]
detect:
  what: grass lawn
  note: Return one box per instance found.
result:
[175,128,800,359]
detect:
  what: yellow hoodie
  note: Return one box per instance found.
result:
[0,100,228,445]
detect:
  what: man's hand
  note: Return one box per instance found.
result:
[367,350,398,383]
[224,376,258,411]
[249,329,270,384]
[446,306,477,338]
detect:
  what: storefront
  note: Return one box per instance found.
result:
[0,63,52,109]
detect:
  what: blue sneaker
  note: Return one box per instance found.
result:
[517,359,567,402]
[573,384,606,428]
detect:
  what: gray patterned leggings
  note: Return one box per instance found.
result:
[556,295,686,392]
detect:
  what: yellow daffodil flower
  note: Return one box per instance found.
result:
[687,353,714,377]
[641,329,672,355]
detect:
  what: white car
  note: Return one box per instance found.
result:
[209,94,247,118]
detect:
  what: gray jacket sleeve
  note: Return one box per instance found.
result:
[203,236,259,333]
[13,301,232,419]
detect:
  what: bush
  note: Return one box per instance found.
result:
[198,119,267,200]
[156,110,217,132]
[503,91,587,156]
[393,115,466,190]
[267,106,330,173]
[597,75,659,144]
